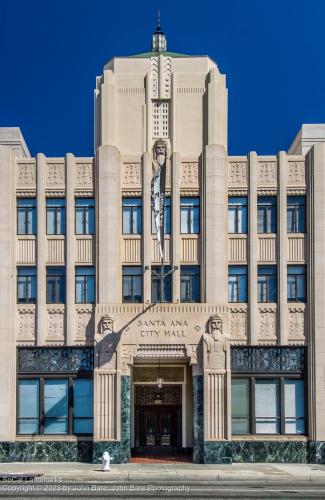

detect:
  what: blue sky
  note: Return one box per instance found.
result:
[0,0,324,156]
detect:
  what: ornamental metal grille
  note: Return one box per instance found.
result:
[18,347,94,373]
[135,385,182,405]
[231,347,305,373]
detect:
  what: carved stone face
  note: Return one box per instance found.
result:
[208,315,223,336]
[153,140,167,168]
[100,315,114,334]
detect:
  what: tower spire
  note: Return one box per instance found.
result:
[152,10,167,52]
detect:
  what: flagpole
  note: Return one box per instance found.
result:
[160,257,164,303]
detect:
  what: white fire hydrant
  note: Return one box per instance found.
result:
[101,451,111,471]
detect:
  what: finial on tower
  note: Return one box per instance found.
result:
[152,10,167,52]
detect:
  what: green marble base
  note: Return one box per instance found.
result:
[192,375,204,463]
[204,441,325,464]
[0,441,93,463]
[120,375,131,463]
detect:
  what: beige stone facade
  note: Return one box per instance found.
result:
[0,27,325,464]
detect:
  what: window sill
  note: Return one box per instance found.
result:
[231,435,307,442]
[16,435,93,442]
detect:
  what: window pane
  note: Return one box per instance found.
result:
[192,206,200,233]
[257,207,265,233]
[238,274,248,302]
[76,276,85,303]
[238,205,247,233]
[297,205,306,232]
[133,276,142,302]
[287,207,295,233]
[17,209,26,234]
[85,276,95,303]
[86,207,95,234]
[133,207,142,234]
[74,380,93,434]
[231,379,250,434]
[181,275,191,302]
[57,207,66,234]
[268,274,277,302]
[228,207,236,233]
[44,379,68,434]
[18,380,39,434]
[287,275,296,301]
[75,208,84,234]
[47,208,56,235]
[123,207,131,234]
[296,275,306,302]
[285,380,305,434]
[255,379,280,434]
[180,207,188,233]
[228,276,237,302]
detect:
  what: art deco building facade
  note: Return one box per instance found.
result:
[0,27,325,464]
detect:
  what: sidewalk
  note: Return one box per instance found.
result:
[0,462,325,485]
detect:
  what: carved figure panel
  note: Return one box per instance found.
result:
[122,163,141,187]
[288,307,305,342]
[76,308,93,341]
[47,309,65,339]
[258,162,277,185]
[181,163,199,187]
[17,308,36,340]
[47,163,65,186]
[258,308,277,340]
[228,162,247,185]
[288,162,306,185]
[229,309,247,342]
[75,163,94,187]
[17,163,36,187]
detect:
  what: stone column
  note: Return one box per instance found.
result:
[308,143,325,460]
[36,153,46,345]
[97,145,121,304]
[192,363,204,463]
[204,144,227,303]
[65,153,75,345]
[248,152,258,344]
[0,147,16,441]
[142,152,151,302]
[278,152,288,344]
[172,152,181,302]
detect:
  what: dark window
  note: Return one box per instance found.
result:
[228,197,247,234]
[258,265,277,303]
[151,266,172,303]
[75,267,95,303]
[17,198,36,235]
[228,266,248,302]
[287,196,306,233]
[287,265,306,302]
[75,198,95,235]
[17,267,37,304]
[180,197,200,234]
[122,266,143,303]
[232,378,305,435]
[18,377,93,436]
[47,199,66,235]
[180,266,200,302]
[257,196,277,233]
[46,267,66,304]
[122,198,142,234]
[152,196,171,234]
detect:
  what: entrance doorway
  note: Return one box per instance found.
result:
[134,385,182,454]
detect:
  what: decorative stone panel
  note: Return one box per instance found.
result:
[288,161,306,186]
[258,235,277,262]
[152,237,170,263]
[228,160,248,187]
[288,235,306,262]
[258,306,278,344]
[46,162,65,188]
[46,306,65,342]
[17,236,36,264]
[122,237,141,263]
[181,162,199,188]
[17,305,36,343]
[228,235,247,262]
[229,306,247,344]
[75,161,94,189]
[47,236,65,263]
[122,163,142,189]
[181,235,199,263]
[16,161,36,188]
[75,306,94,342]
[257,160,277,187]
[75,236,94,264]
[288,305,306,344]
